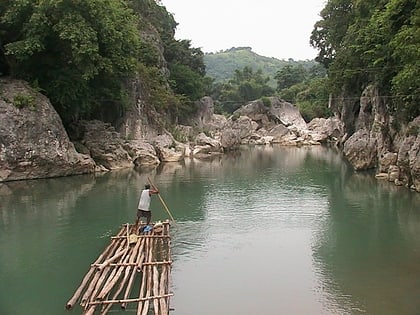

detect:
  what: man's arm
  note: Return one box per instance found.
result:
[149,188,159,195]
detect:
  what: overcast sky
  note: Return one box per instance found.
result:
[161,0,326,60]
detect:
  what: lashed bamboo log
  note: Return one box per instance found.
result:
[96,248,126,271]
[66,227,126,310]
[101,237,143,314]
[89,241,127,303]
[96,250,130,299]
[112,235,171,239]
[86,293,174,305]
[153,266,160,313]
[84,305,96,315]
[121,238,146,309]
[164,222,172,313]
[137,238,150,315]
[141,236,155,315]
[159,265,168,314]
[91,260,172,267]
[81,234,126,307]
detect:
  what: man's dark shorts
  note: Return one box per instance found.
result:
[137,209,151,221]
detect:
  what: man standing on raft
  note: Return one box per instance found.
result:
[136,184,159,229]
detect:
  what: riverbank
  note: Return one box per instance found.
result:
[1,78,418,192]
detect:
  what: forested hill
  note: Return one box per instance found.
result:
[204,47,317,86]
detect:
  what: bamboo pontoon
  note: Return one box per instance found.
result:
[66,220,173,315]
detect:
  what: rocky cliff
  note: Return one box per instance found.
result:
[1,78,418,193]
[0,79,339,182]
[340,85,419,192]
[0,78,95,181]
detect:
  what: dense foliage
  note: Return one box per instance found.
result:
[275,63,330,121]
[205,48,329,120]
[310,0,419,122]
[1,0,141,124]
[204,47,317,88]
[210,66,275,113]
[0,0,206,126]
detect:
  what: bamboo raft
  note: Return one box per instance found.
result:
[66,220,173,315]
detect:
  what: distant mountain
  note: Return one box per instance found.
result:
[204,47,317,87]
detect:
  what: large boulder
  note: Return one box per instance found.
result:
[123,140,160,167]
[0,78,95,182]
[395,118,420,191]
[192,133,223,157]
[153,133,185,162]
[76,120,133,170]
[343,129,378,170]
[307,117,344,143]
[342,85,391,171]
[194,96,215,127]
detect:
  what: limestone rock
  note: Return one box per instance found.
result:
[0,78,95,182]
[123,140,160,167]
[77,120,133,170]
[153,133,185,162]
[307,117,344,143]
[343,129,378,170]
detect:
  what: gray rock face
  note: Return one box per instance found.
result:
[343,129,378,170]
[307,117,344,143]
[76,120,133,170]
[123,140,160,168]
[396,118,420,191]
[340,85,419,192]
[0,78,95,182]
[194,96,215,127]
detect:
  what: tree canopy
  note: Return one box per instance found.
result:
[310,0,419,122]
[1,0,141,123]
[212,66,275,113]
[0,0,207,126]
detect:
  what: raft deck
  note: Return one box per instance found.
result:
[66,220,172,315]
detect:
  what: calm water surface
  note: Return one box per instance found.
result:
[0,145,419,315]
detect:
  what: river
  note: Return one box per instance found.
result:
[0,145,419,315]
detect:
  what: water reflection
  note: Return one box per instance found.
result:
[1,145,419,315]
[313,169,420,315]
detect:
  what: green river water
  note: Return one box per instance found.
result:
[0,145,419,315]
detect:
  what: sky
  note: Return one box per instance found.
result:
[161,0,327,61]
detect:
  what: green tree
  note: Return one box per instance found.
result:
[310,0,354,68]
[311,0,419,122]
[275,64,307,90]
[296,77,331,121]
[165,39,207,107]
[1,0,140,125]
[218,66,275,113]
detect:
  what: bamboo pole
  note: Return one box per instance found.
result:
[159,265,168,314]
[153,265,160,313]
[91,260,171,267]
[87,294,174,305]
[81,234,126,307]
[121,238,146,309]
[147,177,176,224]
[165,222,172,313]
[96,250,130,299]
[96,248,126,271]
[66,227,126,310]
[141,255,153,315]
[100,237,143,314]
[136,238,150,315]
[112,235,171,239]
[84,305,96,315]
